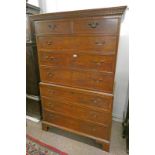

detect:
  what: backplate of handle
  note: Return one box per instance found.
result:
[47,72,54,77]
[48,24,56,30]
[47,41,52,45]
[88,22,99,28]
[95,41,105,46]
[92,60,105,65]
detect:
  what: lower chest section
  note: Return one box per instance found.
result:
[40,83,113,140]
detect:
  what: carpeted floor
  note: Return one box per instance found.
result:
[26,120,128,155]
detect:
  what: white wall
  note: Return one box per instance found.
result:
[113,11,129,121]
[28,0,39,7]
[39,0,129,122]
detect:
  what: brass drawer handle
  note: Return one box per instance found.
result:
[88,22,99,28]
[95,41,105,46]
[92,60,105,66]
[44,56,56,61]
[49,57,57,61]
[48,24,56,30]
[96,79,103,83]
[48,89,55,94]
[47,41,52,45]
[91,98,102,104]
[47,72,54,77]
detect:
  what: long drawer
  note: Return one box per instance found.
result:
[42,97,111,124]
[40,83,113,111]
[43,110,110,140]
[40,66,114,93]
[37,36,117,52]
[39,51,116,73]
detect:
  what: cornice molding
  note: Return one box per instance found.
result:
[29,6,127,21]
[26,3,40,11]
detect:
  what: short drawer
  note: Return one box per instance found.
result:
[42,97,112,124]
[36,36,76,50]
[76,36,117,51]
[69,52,115,72]
[39,51,115,73]
[43,110,110,140]
[40,83,113,111]
[40,66,114,93]
[34,20,71,34]
[38,51,68,67]
[73,17,118,34]
[40,66,72,87]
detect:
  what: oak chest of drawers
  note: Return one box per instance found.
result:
[30,6,126,152]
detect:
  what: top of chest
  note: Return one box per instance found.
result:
[30,6,127,35]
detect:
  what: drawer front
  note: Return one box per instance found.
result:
[39,52,68,67]
[35,20,71,34]
[76,36,117,51]
[72,69,113,93]
[40,66,114,93]
[73,17,118,34]
[69,53,115,72]
[40,66,72,86]
[37,36,117,52]
[40,83,113,111]
[39,51,115,73]
[43,110,110,140]
[42,97,111,124]
[37,36,76,50]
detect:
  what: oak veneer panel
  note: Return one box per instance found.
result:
[38,51,116,72]
[39,51,68,68]
[35,19,72,34]
[43,110,110,140]
[36,36,117,52]
[40,83,113,111]
[68,53,115,72]
[73,17,118,34]
[42,96,112,125]
[76,36,117,51]
[35,17,119,35]
[37,36,76,50]
[40,66,114,93]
